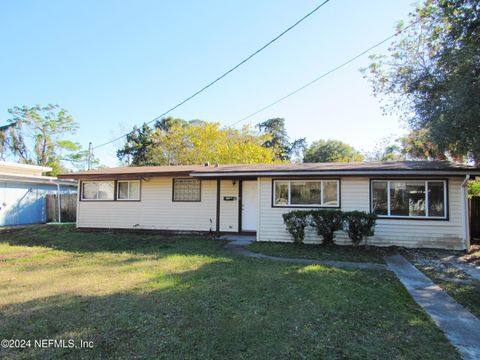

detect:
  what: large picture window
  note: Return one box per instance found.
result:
[173,179,201,202]
[117,180,140,201]
[273,180,339,207]
[81,181,115,200]
[371,180,447,219]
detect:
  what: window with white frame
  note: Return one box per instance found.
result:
[173,178,201,202]
[117,180,141,200]
[273,180,339,207]
[371,180,447,219]
[82,181,115,200]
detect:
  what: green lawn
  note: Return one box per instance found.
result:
[0,225,459,359]
[247,241,393,264]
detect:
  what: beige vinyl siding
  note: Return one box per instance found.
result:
[219,180,239,232]
[77,177,217,231]
[258,177,466,250]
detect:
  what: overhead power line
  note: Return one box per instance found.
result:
[229,18,422,128]
[93,0,332,150]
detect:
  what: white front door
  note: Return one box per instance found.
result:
[241,181,258,232]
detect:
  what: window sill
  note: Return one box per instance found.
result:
[273,205,340,209]
[376,216,449,221]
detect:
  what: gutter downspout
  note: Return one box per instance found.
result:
[461,175,471,250]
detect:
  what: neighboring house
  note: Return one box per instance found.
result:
[0,162,77,226]
[58,161,480,250]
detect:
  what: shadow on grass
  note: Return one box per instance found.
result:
[247,241,397,264]
[0,224,226,257]
[0,255,460,360]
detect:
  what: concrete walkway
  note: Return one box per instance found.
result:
[385,254,480,360]
[441,255,480,282]
[220,236,388,271]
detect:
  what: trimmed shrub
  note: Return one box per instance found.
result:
[343,211,377,246]
[282,210,310,244]
[309,210,344,246]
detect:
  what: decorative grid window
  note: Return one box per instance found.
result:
[371,180,447,219]
[82,181,115,200]
[117,180,141,201]
[173,179,201,202]
[273,180,339,207]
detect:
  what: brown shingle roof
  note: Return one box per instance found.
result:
[192,161,479,173]
[57,161,480,179]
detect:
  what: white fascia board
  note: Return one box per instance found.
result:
[51,180,78,187]
[0,174,77,186]
[0,177,57,185]
[0,161,52,173]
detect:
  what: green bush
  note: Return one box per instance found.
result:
[469,180,480,198]
[282,210,310,244]
[343,211,377,246]
[309,210,344,246]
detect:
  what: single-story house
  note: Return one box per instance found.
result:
[0,162,77,226]
[58,161,480,250]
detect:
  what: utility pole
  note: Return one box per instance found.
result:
[87,142,92,170]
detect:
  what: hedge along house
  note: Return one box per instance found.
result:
[58,161,480,250]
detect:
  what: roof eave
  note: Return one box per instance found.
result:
[57,171,193,180]
[0,175,77,186]
[191,170,480,177]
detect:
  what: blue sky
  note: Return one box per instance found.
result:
[0,0,415,167]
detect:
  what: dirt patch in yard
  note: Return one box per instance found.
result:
[0,251,50,261]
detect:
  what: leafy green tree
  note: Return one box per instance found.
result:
[303,139,364,163]
[0,122,16,161]
[64,148,101,172]
[0,104,86,174]
[154,117,189,132]
[469,180,480,198]
[118,119,280,165]
[363,0,480,164]
[365,137,406,162]
[149,122,278,165]
[401,129,446,161]
[257,118,306,161]
[117,118,211,165]
[117,123,156,166]
[366,131,450,162]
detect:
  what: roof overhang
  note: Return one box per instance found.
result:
[59,170,480,181]
[57,171,192,180]
[57,161,480,180]
[0,173,77,186]
[0,161,52,175]
[191,170,480,178]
